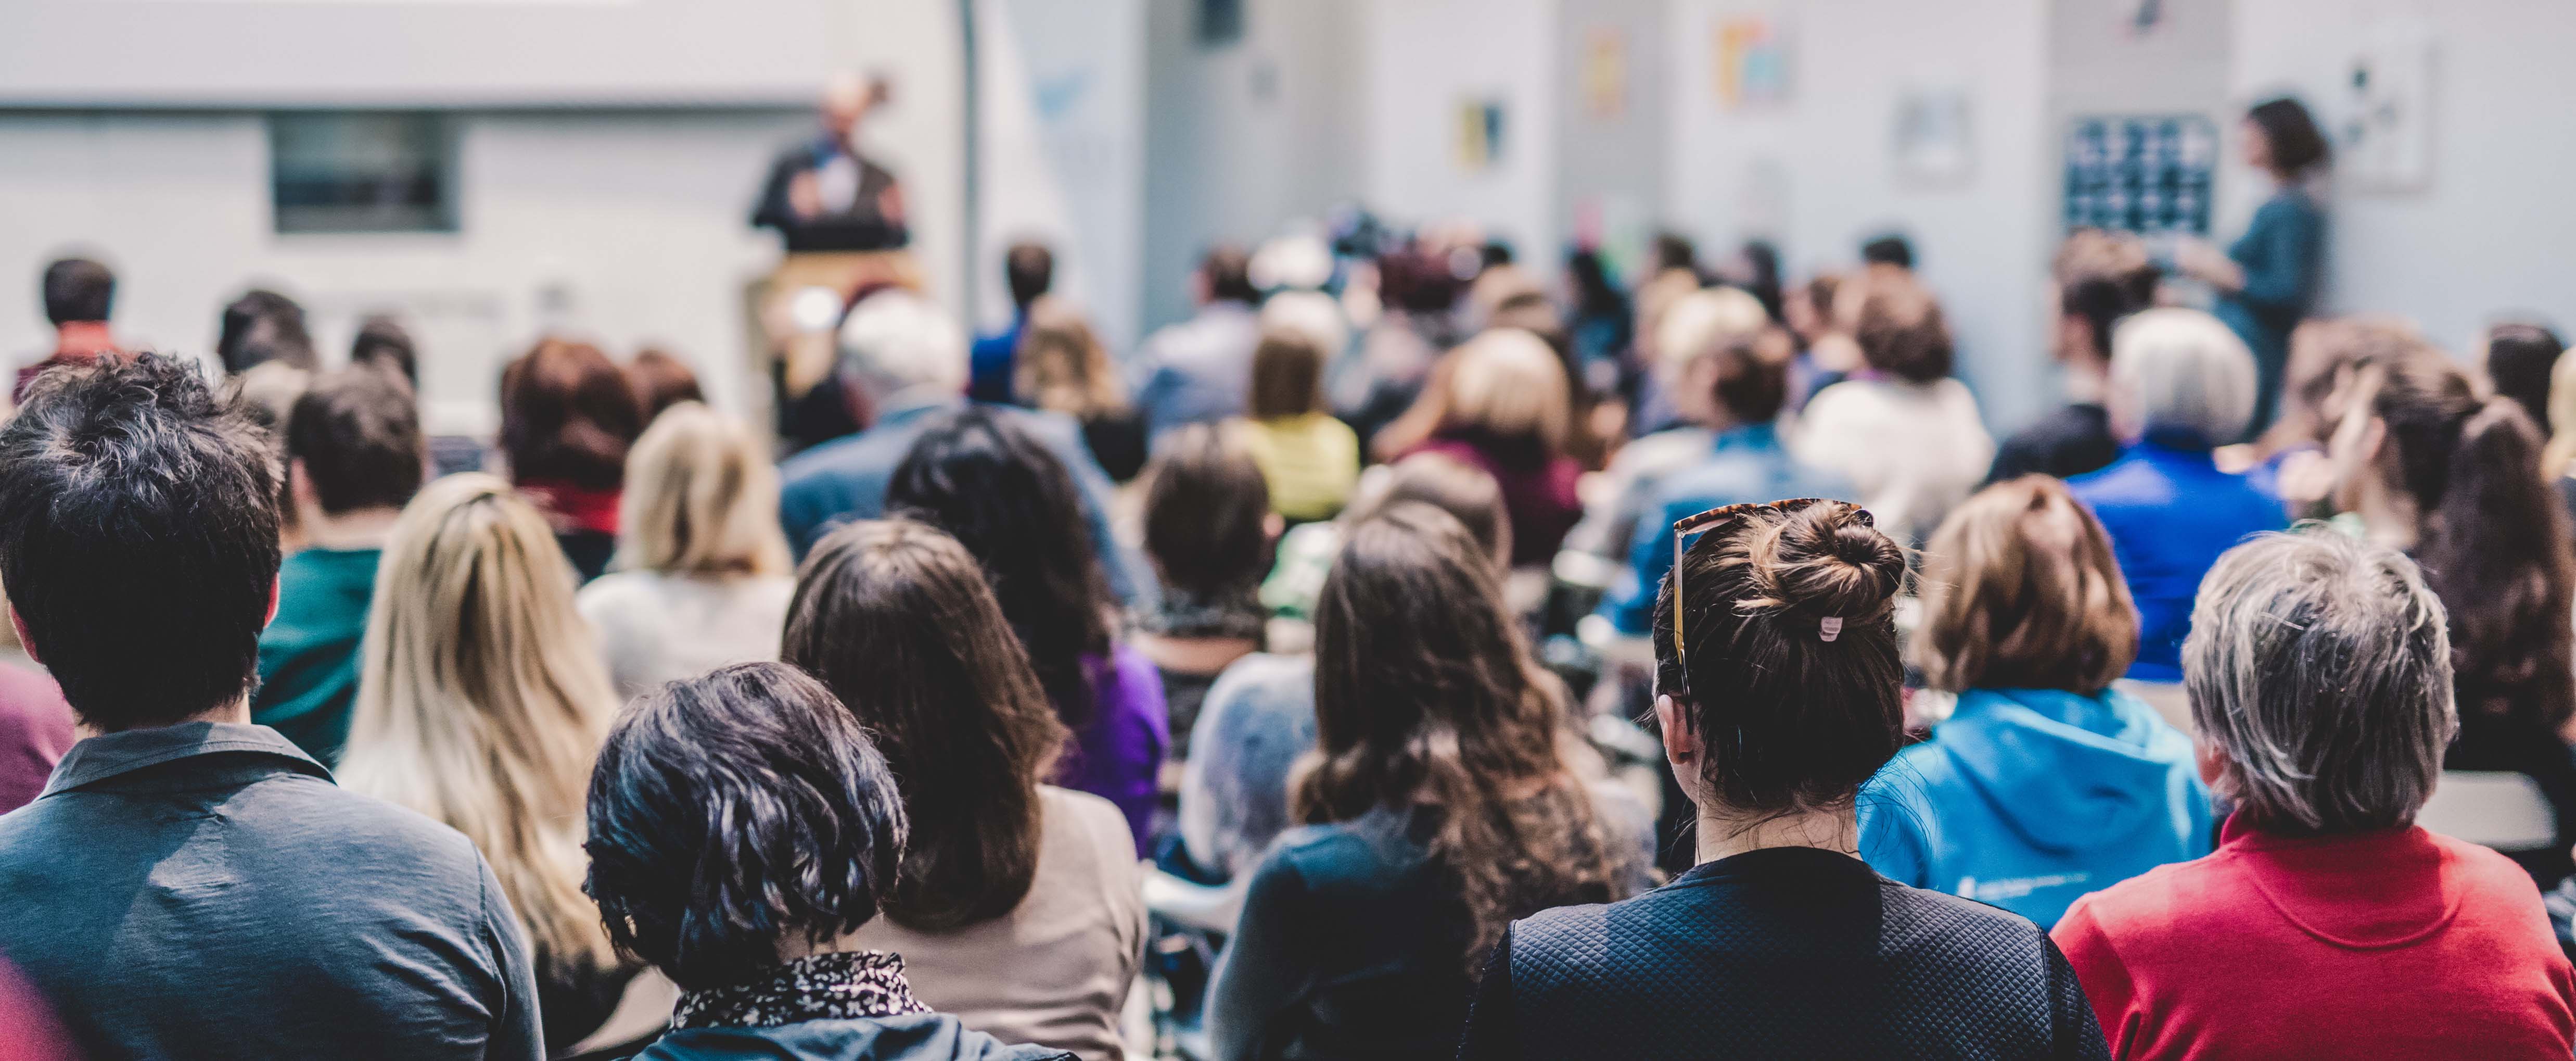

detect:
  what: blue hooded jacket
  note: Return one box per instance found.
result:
[1857,687,2212,928]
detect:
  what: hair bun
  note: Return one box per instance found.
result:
[1766,503,1906,620]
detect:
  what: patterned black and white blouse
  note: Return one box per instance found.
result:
[671,950,930,1030]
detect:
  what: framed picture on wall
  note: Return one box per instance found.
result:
[1893,89,1973,186]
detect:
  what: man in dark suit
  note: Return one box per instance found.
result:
[751,73,908,252]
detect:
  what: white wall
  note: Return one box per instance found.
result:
[982,0,1149,352]
[2230,0,2576,352]
[1666,0,2056,431]
[1360,0,1561,261]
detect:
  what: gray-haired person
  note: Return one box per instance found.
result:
[2051,530,2575,1058]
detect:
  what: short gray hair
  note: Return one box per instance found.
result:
[2112,308,2258,445]
[837,290,967,398]
[2184,530,2457,832]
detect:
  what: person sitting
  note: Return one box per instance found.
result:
[1990,230,2160,482]
[0,354,542,1060]
[576,403,796,701]
[1597,323,1853,637]
[1134,246,1263,441]
[776,290,1149,601]
[626,348,706,423]
[973,241,1053,405]
[1457,499,2110,1060]
[15,257,120,403]
[1208,504,1638,1061]
[2069,308,2284,681]
[1859,476,2211,927]
[2327,350,2576,886]
[1398,328,1586,566]
[215,287,320,375]
[0,590,72,815]
[341,474,634,1055]
[1259,453,1513,625]
[2054,530,2576,1058]
[1563,287,1771,572]
[1792,268,1995,544]
[1133,425,1273,762]
[350,314,420,389]
[1014,299,1147,482]
[253,365,425,766]
[785,521,1143,1061]
[500,337,645,583]
[1232,327,1360,523]
[584,663,1073,1061]
[887,408,1168,854]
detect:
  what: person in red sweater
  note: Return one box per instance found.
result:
[2052,529,2576,1059]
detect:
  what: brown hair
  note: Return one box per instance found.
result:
[1652,501,1908,812]
[286,365,426,515]
[1298,503,1631,972]
[500,338,643,490]
[1247,328,1329,420]
[627,349,705,423]
[1345,453,1513,572]
[1703,326,1796,425]
[1014,300,1127,420]
[1141,425,1271,597]
[2351,355,2576,737]
[2054,229,2159,360]
[783,519,1069,931]
[1843,270,1953,384]
[1916,477,2138,694]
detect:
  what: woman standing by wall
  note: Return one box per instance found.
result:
[2176,96,2331,434]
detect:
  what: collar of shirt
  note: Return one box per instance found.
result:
[671,951,928,1030]
[40,721,330,799]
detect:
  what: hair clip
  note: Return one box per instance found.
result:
[1819,616,1844,642]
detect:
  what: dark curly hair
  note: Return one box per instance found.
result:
[887,408,1115,726]
[583,662,907,993]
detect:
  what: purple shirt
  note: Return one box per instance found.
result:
[1055,644,1168,856]
[0,662,74,815]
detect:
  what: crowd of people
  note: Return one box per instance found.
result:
[1,91,2575,1061]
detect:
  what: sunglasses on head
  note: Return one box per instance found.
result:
[1667,498,1860,693]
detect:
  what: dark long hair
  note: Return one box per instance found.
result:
[500,337,644,490]
[1298,503,1631,972]
[784,519,1069,931]
[2361,355,2576,736]
[887,408,1115,725]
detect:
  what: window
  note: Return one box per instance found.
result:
[269,112,457,234]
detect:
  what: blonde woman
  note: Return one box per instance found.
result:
[575,403,797,700]
[340,473,632,1054]
[1016,298,1147,481]
[1396,328,1582,566]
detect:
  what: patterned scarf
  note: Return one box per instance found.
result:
[671,951,929,1030]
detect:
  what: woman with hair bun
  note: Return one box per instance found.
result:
[1457,499,2109,1060]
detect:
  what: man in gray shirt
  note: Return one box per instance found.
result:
[0,353,544,1060]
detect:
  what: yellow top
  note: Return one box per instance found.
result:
[1233,413,1360,523]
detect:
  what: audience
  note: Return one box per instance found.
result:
[1859,476,2210,927]
[785,521,1143,1061]
[2483,321,2567,440]
[0,594,71,815]
[0,355,543,1060]
[341,473,633,1054]
[1564,286,1770,571]
[2326,350,2576,886]
[627,348,707,423]
[1990,230,2160,482]
[577,402,797,701]
[1396,328,1584,566]
[253,365,426,766]
[215,287,319,375]
[1457,498,2107,1059]
[1015,299,1147,482]
[2055,530,2576,1058]
[974,241,1054,404]
[350,314,421,388]
[500,337,646,583]
[1208,504,1636,1061]
[776,290,1150,602]
[1135,245,1262,440]
[1793,268,1995,544]
[887,408,1168,853]
[16,257,119,403]
[1260,447,1513,624]
[1597,322,1852,637]
[1134,425,1273,760]
[583,662,1076,1061]
[1233,327,1360,523]
[1334,247,1459,449]
[2068,308,2282,681]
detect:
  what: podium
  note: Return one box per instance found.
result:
[744,249,923,445]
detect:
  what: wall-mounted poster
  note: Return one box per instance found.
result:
[1455,97,1507,172]
[1714,15,1791,110]
[2342,18,2434,192]
[1893,89,1973,185]
[2063,114,2216,235]
[1584,29,1627,119]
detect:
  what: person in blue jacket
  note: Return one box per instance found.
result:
[1861,476,2212,928]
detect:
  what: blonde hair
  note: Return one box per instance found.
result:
[1445,328,1571,452]
[1915,476,2139,694]
[343,473,620,974]
[1653,287,1770,374]
[2543,346,2576,478]
[615,403,792,577]
[2112,308,2259,445]
[1014,299,1127,419]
